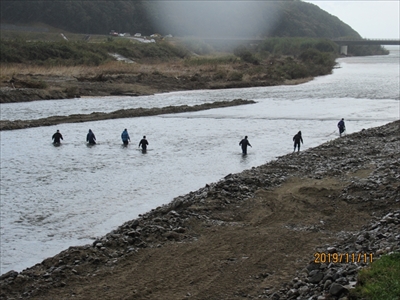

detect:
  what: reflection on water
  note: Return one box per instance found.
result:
[0,50,399,274]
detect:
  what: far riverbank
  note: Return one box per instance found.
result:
[0,68,312,104]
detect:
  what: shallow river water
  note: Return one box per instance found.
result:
[1,48,399,274]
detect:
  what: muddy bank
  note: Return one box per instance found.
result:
[0,69,312,103]
[0,99,255,131]
[1,120,399,300]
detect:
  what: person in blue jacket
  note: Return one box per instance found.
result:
[121,129,130,145]
[86,129,96,145]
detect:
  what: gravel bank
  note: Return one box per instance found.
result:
[1,120,399,300]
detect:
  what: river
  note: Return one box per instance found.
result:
[0,47,399,275]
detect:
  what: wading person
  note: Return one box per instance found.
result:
[293,131,303,152]
[86,129,96,145]
[52,129,63,145]
[121,129,130,145]
[138,135,149,152]
[338,118,346,137]
[239,136,252,155]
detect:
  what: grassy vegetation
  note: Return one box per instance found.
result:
[1,33,382,93]
[183,55,239,66]
[258,37,337,56]
[0,38,189,66]
[0,35,339,83]
[350,252,400,300]
[348,44,389,56]
[0,28,108,43]
[180,38,339,80]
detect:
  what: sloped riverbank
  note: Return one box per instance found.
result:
[1,120,399,300]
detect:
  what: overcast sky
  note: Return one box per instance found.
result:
[304,1,400,39]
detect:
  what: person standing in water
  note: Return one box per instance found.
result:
[293,131,303,152]
[338,118,346,137]
[138,135,149,152]
[86,129,96,145]
[52,130,63,145]
[121,129,130,145]
[239,136,252,155]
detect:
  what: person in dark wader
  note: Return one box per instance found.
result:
[86,129,96,145]
[293,131,303,152]
[338,118,346,137]
[239,136,252,155]
[138,135,149,152]
[121,129,130,146]
[52,130,63,145]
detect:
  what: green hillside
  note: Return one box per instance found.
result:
[1,0,360,38]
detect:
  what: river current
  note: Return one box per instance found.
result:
[1,48,399,274]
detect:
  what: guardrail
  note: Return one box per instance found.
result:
[332,38,400,45]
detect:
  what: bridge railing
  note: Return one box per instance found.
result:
[332,37,400,42]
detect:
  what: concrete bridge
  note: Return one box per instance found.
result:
[187,37,399,54]
[331,38,400,55]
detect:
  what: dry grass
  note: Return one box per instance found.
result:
[0,58,240,81]
[1,64,96,78]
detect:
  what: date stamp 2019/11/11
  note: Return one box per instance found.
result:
[314,252,374,264]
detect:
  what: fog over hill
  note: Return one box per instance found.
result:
[1,0,360,38]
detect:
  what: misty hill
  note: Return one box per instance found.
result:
[1,0,360,39]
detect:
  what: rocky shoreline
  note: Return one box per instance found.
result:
[273,210,400,299]
[0,99,255,131]
[1,120,399,300]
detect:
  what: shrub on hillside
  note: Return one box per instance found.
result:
[233,46,259,65]
[227,71,243,81]
[299,48,336,74]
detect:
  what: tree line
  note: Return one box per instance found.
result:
[1,0,360,38]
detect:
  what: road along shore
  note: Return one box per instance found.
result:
[0,120,399,300]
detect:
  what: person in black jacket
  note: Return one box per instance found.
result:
[337,118,346,137]
[138,135,149,152]
[293,131,303,152]
[239,136,252,155]
[52,130,63,145]
[86,129,96,145]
